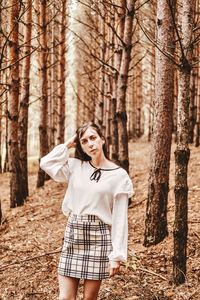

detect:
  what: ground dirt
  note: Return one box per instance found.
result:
[0,142,199,300]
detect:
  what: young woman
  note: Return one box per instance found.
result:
[40,122,134,300]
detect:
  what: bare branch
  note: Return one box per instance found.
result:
[136,16,180,68]
[0,249,61,271]
[0,46,38,72]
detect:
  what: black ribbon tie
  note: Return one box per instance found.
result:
[90,169,102,182]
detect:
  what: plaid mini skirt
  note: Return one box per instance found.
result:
[58,214,112,280]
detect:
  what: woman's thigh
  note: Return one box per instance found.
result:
[58,274,80,300]
[83,279,102,300]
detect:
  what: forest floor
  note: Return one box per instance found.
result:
[0,141,199,300]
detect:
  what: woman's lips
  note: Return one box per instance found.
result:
[90,149,97,153]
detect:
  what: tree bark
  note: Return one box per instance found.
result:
[116,0,135,172]
[50,4,59,149]
[195,3,200,147]
[36,0,49,188]
[0,76,2,173]
[0,105,2,173]
[144,0,175,246]
[18,0,32,198]
[188,63,197,143]
[3,96,9,173]
[8,0,24,207]
[0,200,2,224]
[95,3,105,129]
[173,0,194,285]
[105,12,114,157]
[111,0,126,163]
[0,6,2,173]
[57,0,66,144]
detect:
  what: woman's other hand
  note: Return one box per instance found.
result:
[109,261,120,277]
[66,134,77,149]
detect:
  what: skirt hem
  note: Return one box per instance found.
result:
[57,270,109,280]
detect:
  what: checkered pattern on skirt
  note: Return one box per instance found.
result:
[58,214,112,280]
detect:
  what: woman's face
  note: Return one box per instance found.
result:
[79,127,104,158]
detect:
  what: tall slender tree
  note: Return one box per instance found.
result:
[144,0,176,246]
[3,84,9,173]
[0,4,2,173]
[18,0,32,198]
[195,50,200,146]
[8,0,24,207]
[95,2,105,128]
[49,2,59,149]
[0,101,2,173]
[173,0,194,285]
[111,0,126,163]
[57,0,67,144]
[116,0,135,172]
[36,0,49,187]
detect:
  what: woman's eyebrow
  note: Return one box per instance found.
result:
[80,134,96,142]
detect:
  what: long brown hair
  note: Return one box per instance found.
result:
[74,122,108,161]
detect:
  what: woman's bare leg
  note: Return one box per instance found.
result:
[58,274,80,300]
[83,279,102,300]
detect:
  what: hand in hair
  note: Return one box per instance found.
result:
[66,134,77,149]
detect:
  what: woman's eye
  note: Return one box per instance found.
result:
[91,136,96,140]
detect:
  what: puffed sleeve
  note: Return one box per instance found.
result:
[40,143,75,182]
[108,193,129,262]
[108,172,134,262]
[113,171,134,199]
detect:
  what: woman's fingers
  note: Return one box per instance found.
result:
[109,267,120,277]
[109,267,115,277]
[109,261,120,277]
[66,134,77,148]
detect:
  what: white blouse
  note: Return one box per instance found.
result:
[40,143,134,262]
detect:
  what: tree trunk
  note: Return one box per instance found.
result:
[18,0,32,198]
[0,107,2,173]
[173,148,190,284]
[173,70,178,143]
[144,0,175,246]
[138,0,156,141]
[135,55,143,138]
[95,4,105,129]
[0,9,2,173]
[3,97,9,173]
[173,0,194,285]
[195,4,200,147]
[102,9,112,153]
[111,0,126,163]
[0,78,2,173]
[105,14,114,157]
[57,0,66,144]
[50,4,59,149]
[0,200,2,224]
[36,0,49,188]
[116,0,135,172]
[195,122,200,147]
[188,66,197,143]
[8,0,24,207]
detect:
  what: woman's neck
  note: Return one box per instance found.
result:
[91,153,107,168]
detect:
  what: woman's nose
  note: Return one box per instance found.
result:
[88,140,94,147]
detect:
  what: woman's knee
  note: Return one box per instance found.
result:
[58,274,79,300]
[83,279,101,300]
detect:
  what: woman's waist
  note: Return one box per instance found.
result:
[68,212,111,226]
